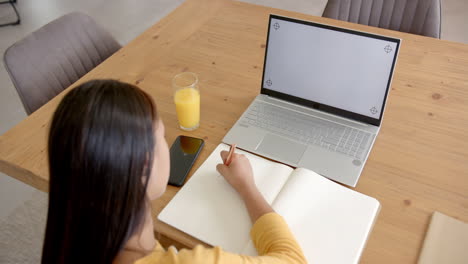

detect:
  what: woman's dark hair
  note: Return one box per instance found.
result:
[41,79,158,263]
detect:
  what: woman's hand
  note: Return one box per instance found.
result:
[216,150,273,222]
[216,151,256,196]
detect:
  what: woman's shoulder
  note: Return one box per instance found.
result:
[135,242,223,264]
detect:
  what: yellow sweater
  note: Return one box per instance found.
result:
[135,212,307,264]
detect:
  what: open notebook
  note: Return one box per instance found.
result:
[159,143,380,264]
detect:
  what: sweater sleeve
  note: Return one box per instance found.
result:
[135,212,307,264]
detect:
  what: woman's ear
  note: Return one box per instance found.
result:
[147,119,170,200]
[141,153,151,185]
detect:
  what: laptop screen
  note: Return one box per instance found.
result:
[261,15,400,126]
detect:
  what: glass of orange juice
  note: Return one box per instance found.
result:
[172,72,200,131]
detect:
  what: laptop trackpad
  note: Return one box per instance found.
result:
[256,134,306,165]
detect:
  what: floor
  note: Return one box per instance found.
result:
[0,0,466,261]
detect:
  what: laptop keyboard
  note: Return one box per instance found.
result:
[240,102,372,160]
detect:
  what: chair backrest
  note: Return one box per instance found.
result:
[3,12,121,115]
[322,0,441,38]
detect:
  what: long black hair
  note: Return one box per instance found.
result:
[42,79,158,263]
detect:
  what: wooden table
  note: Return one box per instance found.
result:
[1,0,467,262]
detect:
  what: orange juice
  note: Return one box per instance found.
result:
[174,87,200,130]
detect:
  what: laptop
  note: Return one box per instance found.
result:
[222,14,400,187]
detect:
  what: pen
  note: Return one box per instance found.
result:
[225,144,237,166]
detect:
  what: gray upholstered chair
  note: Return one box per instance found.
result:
[3,12,121,115]
[322,0,441,38]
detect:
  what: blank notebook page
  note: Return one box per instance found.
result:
[158,144,293,253]
[243,168,380,264]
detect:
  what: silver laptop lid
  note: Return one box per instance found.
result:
[261,15,400,126]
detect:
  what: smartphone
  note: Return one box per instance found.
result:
[168,135,204,187]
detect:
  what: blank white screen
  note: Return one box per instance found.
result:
[263,18,397,119]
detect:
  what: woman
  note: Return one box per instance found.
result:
[42,79,306,264]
